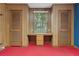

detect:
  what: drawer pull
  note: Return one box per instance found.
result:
[0,14,3,16]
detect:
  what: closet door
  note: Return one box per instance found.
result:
[58,10,71,46]
[10,10,22,46]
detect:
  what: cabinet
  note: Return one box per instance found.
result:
[36,35,44,45]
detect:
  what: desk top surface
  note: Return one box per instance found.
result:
[28,33,52,35]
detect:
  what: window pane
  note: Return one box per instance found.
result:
[33,12,48,33]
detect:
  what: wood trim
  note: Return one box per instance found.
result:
[71,5,74,46]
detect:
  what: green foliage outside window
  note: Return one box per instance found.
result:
[33,12,48,33]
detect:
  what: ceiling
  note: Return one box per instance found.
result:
[28,3,52,8]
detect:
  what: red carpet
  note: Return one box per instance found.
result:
[0,44,79,56]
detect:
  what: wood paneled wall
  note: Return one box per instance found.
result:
[0,4,10,47]
[0,4,29,47]
[51,4,74,46]
[0,4,5,47]
[0,4,74,47]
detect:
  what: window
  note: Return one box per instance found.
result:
[33,11,48,33]
[30,9,50,34]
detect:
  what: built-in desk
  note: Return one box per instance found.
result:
[28,33,52,45]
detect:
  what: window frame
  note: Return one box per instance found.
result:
[29,8,51,34]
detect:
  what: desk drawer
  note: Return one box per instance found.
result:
[36,35,43,45]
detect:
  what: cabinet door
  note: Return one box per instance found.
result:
[10,10,22,46]
[58,10,71,46]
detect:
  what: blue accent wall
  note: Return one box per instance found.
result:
[74,4,79,47]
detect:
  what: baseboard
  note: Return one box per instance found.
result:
[0,46,5,51]
[74,45,79,49]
